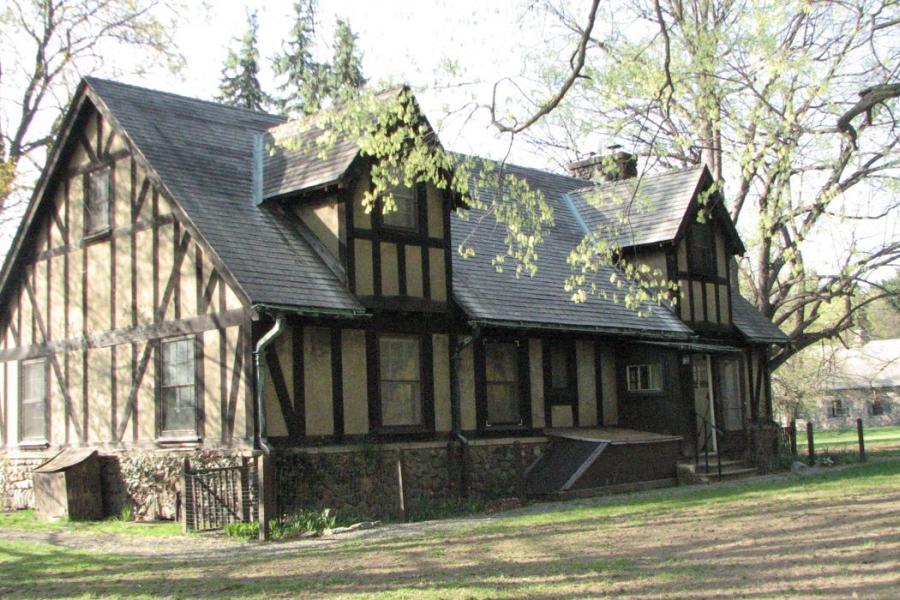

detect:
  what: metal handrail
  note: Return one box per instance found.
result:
[694,410,724,481]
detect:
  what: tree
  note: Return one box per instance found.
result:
[0,0,183,219]
[472,0,899,368]
[327,18,366,102]
[217,10,269,111]
[272,0,325,116]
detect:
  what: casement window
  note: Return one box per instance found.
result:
[870,399,884,416]
[159,338,198,437]
[381,183,418,231]
[549,340,571,391]
[379,334,422,427]
[20,359,48,443]
[829,399,845,418]
[85,166,112,237]
[689,222,716,277]
[626,363,663,392]
[485,342,520,426]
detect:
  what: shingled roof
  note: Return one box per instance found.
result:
[85,78,364,313]
[3,77,784,342]
[451,159,693,339]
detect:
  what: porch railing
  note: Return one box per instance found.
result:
[695,412,723,481]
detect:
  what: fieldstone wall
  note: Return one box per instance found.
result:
[275,439,547,520]
[811,388,899,430]
[0,448,250,520]
[750,421,784,471]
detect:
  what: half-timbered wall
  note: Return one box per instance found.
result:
[0,102,252,451]
[675,221,732,329]
[347,174,450,311]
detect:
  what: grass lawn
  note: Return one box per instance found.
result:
[2,460,899,598]
[0,510,181,538]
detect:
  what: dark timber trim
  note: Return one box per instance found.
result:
[331,327,344,440]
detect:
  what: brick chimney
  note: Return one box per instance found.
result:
[567,145,638,182]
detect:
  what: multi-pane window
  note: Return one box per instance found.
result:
[379,335,422,427]
[689,222,716,277]
[20,359,48,442]
[870,399,884,416]
[382,184,418,231]
[85,166,111,236]
[160,338,197,436]
[829,399,845,418]
[549,340,570,390]
[627,363,663,392]
[485,343,520,425]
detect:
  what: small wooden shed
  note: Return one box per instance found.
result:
[32,448,103,520]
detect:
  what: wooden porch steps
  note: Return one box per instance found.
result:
[676,456,758,484]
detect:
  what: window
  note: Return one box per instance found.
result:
[485,343,520,426]
[627,363,663,392]
[85,166,111,236]
[379,335,422,427]
[20,359,48,442]
[381,183,418,231]
[688,222,716,277]
[160,338,197,437]
[829,399,845,418]
[549,340,570,390]
[870,399,884,416]
[718,358,743,431]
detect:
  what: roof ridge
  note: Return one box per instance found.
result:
[85,76,286,122]
[451,152,590,186]
[569,163,706,195]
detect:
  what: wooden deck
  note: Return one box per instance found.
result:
[546,427,682,445]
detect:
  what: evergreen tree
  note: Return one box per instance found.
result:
[273,0,326,116]
[328,18,366,102]
[218,11,269,111]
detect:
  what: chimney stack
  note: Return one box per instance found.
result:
[566,145,638,182]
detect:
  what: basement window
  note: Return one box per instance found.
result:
[19,358,48,443]
[379,334,422,427]
[485,342,521,426]
[85,166,112,237]
[159,337,198,438]
[626,363,663,393]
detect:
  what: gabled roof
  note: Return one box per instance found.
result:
[262,121,360,200]
[567,165,745,253]
[451,159,694,339]
[83,78,363,313]
[730,291,789,344]
[826,339,900,390]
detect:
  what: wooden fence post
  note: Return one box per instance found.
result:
[240,456,251,522]
[396,450,408,522]
[180,458,191,533]
[857,418,866,462]
[806,421,815,466]
[789,419,798,456]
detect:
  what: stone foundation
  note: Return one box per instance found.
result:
[1,448,250,519]
[749,421,784,471]
[275,439,547,520]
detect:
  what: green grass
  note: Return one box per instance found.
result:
[811,425,900,447]
[1,460,898,598]
[0,509,181,537]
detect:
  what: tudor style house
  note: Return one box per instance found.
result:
[0,78,786,519]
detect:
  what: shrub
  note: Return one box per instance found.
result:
[224,521,260,540]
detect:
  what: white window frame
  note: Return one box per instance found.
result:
[85,165,112,238]
[158,337,198,439]
[626,363,663,392]
[19,358,49,444]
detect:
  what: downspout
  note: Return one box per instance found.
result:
[254,312,286,455]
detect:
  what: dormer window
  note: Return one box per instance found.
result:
[382,183,418,231]
[689,221,716,277]
[85,166,111,237]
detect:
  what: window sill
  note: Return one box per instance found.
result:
[156,435,202,445]
[18,440,50,450]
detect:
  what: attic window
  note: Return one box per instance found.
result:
[689,221,716,277]
[85,166,112,237]
[381,183,418,231]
